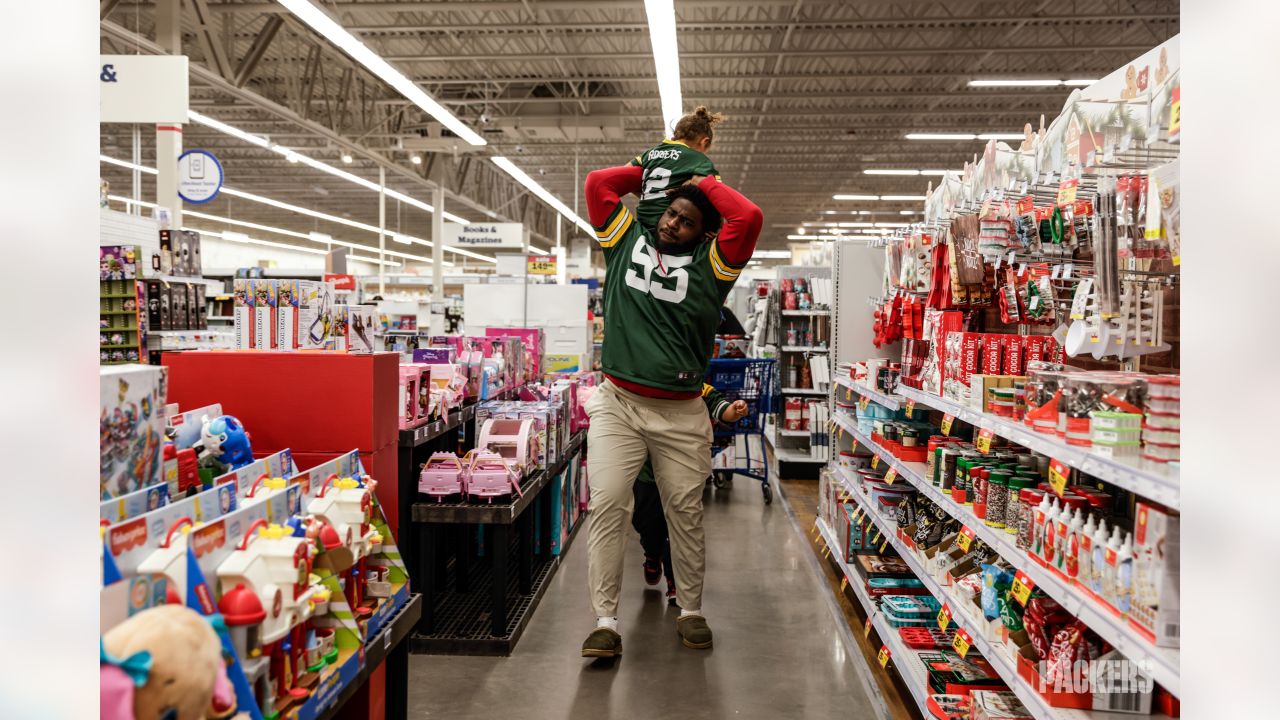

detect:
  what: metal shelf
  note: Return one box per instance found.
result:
[772,443,827,464]
[831,409,1180,697]
[829,471,1146,720]
[895,386,1180,509]
[778,429,811,438]
[781,309,830,316]
[315,593,422,720]
[815,518,933,719]
[398,405,475,448]
[834,375,902,411]
[781,345,829,352]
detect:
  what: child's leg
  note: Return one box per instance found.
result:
[632,479,668,565]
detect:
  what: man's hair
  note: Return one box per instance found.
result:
[667,185,722,236]
[672,106,725,147]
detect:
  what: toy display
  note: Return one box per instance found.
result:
[101,366,167,499]
[419,452,467,501]
[197,414,255,473]
[464,449,523,502]
[477,417,539,477]
[100,605,234,720]
[100,245,140,280]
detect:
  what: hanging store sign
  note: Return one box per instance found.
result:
[441,222,524,249]
[100,55,189,124]
[177,149,223,204]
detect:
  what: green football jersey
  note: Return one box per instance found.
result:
[628,140,720,231]
[595,203,743,394]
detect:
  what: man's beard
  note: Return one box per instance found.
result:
[655,234,698,254]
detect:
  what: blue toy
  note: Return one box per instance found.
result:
[199,415,255,470]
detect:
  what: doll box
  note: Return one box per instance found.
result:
[100,365,168,500]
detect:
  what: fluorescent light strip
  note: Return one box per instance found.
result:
[903,132,1027,141]
[786,234,843,241]
[642,0,683,135]
[183,226,328,256]
[832,194,928,202]
[491,157,593,235]
[881,195,928,201]
[864,169,920,176]
[101,154,157,174]
[108,194,436,265]
[348,254,404,267]
[968,79,1098,87]
[832,194,879,201]
[276,0,484,146]
[753,250,791,259]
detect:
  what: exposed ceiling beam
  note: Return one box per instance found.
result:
[382,45,1156,63]
[233,15,284,88]
[405,70,1129,85]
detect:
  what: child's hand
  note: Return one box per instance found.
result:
[721,400,749,423]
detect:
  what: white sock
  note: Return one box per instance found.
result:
[596,616,619,632]
[680,608,703,618]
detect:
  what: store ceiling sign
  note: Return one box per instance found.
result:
[177,149,223,204]
[441,222,524,249]
[100,55,189,124]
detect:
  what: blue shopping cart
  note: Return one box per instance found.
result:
[704,358,778,504]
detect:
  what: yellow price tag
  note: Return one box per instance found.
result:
[904,398,915,418]
[864,616,874,638]
[937,604,952,632]
[1168,86,1181,138]
[940,413,955,436]
[877,645,892,668]
[871,454,880,470]
[840,577,849,593]
[858,396,870,413]
[884,467,897,485]
[1048,458,1070,497]
[1011,570,1035,606]
[952,628,972,658]
[956,525,975,553]
[879,538,889,554]
[975,427,994,454]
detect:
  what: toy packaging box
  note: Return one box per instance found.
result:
[1130,502,1180,648]
[343,305,378,353]
[486,327,543,382]
[233,278,254,349]
[185,283,200,330]
[398,366,421,430]
[477,401,550,469]
[169,283,187,331]
[329,305,349,351]
[251,279,278,349]
[145,279,170,331]
[412,347,457,364]
[100,365,168,500]
[158,229,202,277]
[544,353,588,374]
[297,280,334,350]
[276,279,300,350]
[100,245,140,280]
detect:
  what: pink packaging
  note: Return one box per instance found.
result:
[398,366,421,430]
[486,327,543,382]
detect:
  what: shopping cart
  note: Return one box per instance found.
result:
[704,358,777,504]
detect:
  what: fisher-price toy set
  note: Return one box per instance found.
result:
[99,365,410,720]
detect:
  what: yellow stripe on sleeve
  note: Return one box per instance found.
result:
[598,213,632,248]
[596,206,630,240]
[708,243,741,281]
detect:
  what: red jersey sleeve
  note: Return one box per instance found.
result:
[584,165,643,229]
[700,176,763,268]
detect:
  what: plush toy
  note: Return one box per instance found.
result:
[100,605,235,720]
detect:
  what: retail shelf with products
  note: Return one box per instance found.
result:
[399,404,476,448]
[895,386,1181,510]
[781,387,827,396]
[781,309,830,316]
[815,517,934,719]
[781,345,829,353]
[834,374,902,411]
[778,429,811,438]
[831,408,1181,697]
[771,441,826,465]
[828,468,1170,720]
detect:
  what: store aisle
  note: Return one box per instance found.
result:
[407,480,886,719]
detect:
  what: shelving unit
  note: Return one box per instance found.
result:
[895,385,1181,511]
[781,309,830,317]
[826,466,1173,719]
[834,374,902,411]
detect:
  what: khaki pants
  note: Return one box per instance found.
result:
[586,380,712,617]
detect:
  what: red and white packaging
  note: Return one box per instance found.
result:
[1003,335,1024,376]
[785,398,804,430]
[1130,502,1180,648]
[981,334,1004,375]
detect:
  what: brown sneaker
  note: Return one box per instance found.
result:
[676,615,713,649]
[581,627,623,658]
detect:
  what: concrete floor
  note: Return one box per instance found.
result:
[407,478,887,720]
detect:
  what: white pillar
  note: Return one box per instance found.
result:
[154,0,182,227]
[131,124,141,216]
[378,166,386,296]
[431,184,444,303]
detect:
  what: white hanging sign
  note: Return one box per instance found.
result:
[441,222,524,249]
[100,55,189,124]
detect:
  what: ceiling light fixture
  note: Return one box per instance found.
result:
[977,133,1028,140]
[880,195,928,201]
[642,0,682,135]
[786,234,842,241]
[341,154,353,164]
[832,194,879,201]
[348,254,404,267]
[410,155,422,165]
[276,0,485,145]
[864,169,920,176]
[968,79,1098,87]
[904,132,1028,141]
[189,227,328,255]
[491,157,593,235]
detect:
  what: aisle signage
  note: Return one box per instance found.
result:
[527,255,557,275]
[441,222,524,249]
[100,55,189,123]
[177,149,223,204]
[1048,458,1070,497]
[940,413,955,436]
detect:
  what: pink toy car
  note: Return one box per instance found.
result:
[418,452,466,501]
[464,450,523,503]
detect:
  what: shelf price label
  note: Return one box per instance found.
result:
[956,525,976,553]
[840,577,849,593]
[865,616,874,638]
[975,427,994,454]
[1011,570,1035,606]
[904,398,915,418]
[879,536,890,554]
[877,645,892,668]
[1016,195,1035,215]
[1056,178,1079,206]
[937,604,952,632]
[858,396,870,413]
[1048,458,1070,497]
[871,454,880,470]
[940,413,955,436]
[884,467,897,485]
[952,628,973,658]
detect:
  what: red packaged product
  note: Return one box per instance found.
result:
[981,334,1004,375]
[1003,335,1025,376]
